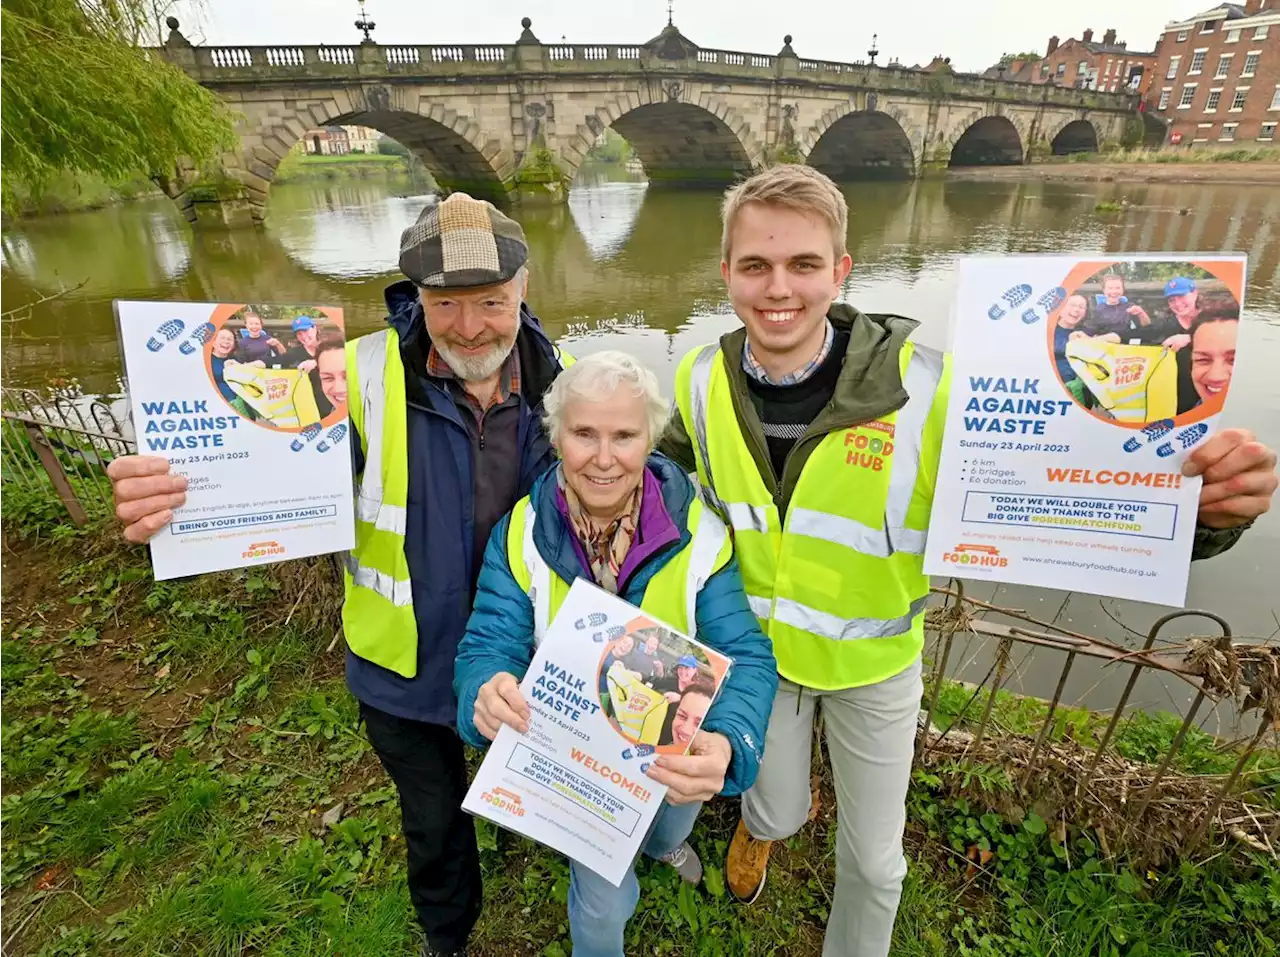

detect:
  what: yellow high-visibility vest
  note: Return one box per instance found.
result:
[674,339,950,690]
[1066,339,1178,424]
[504,489,732,642]
[344,329,417,677]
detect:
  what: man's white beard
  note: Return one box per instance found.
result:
[433,336,516,382]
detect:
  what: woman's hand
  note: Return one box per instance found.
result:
[646,732,732,805]
[474,672,530,741]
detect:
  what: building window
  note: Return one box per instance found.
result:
[1176,30,1188,42]
[1206,88,1222,111]
[1040,62,1050,78]
[1179,84,1198,108]
[1242,52,1260,77]
[1078,60,1089,76]
[1158,87,1172,110]
[1261,122,1277,141]
[1226,29,1241,43]
[1255,26,1270,40]
[1166,55,1181,79]
[1220,123,1237,141]
[1189,49,1207,74]
[1216,54,1233,78]
[1231,87,1249,111]
[1056,62,1066,78]
[1105,59,1113,76]
[1272,85,1280,110]
[1200,20,1216,33]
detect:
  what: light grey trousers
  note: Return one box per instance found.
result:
[741,658,923,957]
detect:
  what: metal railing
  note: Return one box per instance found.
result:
[2,388,135,526]
[918,582,1278,861]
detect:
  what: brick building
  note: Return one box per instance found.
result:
[1035,29,1157,93]
[1147,1,1280,147]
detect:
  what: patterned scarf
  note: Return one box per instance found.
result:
[558,468,642,595]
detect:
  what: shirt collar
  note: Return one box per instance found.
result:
[742,319,835,386]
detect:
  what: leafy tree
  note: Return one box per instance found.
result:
[998,51,1042,66]
[1,0,236,211]
[377,137,410,157]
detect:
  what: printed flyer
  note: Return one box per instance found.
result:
[115,300,355,579]
[462,580,732,886]
[923,255,1246,605]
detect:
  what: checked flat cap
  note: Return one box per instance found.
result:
[398,192,528,289]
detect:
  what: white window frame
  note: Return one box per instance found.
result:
[1056,62,1066,77]
[1178,83,1198,108]
[1200,20,1216,34]
[1206,87,1223,112]
[1219,122,1237,142]
[1230,86,1250,111]
[1271,84,1280,110]
[1242,51,1260,78]
[1189,48,1208,74]
[1166,55,1182,79]
[1260,121,1277,141]
[1254,26,1270,40]
[1226,28,1241,43]
[1105,58,1113,76]
[1158,87,1173,110]
[1216,53,1234,78]
[1176,30,1189,42]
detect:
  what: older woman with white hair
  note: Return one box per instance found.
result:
[454,350,777,957]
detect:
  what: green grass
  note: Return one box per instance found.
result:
[2,517,1277,956]
[1050,146,1280,165]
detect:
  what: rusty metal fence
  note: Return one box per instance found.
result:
[918,582,1279,861]
[1,388,135,525]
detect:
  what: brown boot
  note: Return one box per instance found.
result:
[726,818,771,903]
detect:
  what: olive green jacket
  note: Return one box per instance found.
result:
[657,302,1245,562]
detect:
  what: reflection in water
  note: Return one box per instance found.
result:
[2,175,1278,700]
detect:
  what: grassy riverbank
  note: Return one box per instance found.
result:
[2,493,1278,956]
[272,152,438,188]
[3,171,161,219]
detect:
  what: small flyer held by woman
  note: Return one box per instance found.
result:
[115,300,355,580]
[923,254,1246,606]
[462,579,732,886]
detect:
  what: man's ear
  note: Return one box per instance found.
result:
[835,253,853,286]
[720,260,731,285]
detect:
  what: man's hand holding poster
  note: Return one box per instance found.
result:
[462,580,732,886]
[924,255,1246,605]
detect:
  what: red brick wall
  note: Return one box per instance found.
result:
[1147,16,1280,146]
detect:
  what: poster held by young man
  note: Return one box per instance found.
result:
[923,255,1248,605]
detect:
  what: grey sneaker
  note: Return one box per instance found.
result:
[659,841,703,884]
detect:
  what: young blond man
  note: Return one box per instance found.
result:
[659,164,1277,957]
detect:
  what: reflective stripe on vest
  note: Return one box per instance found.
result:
[342,328,418,677]
[506,491,731,644]
[679,338,949,689]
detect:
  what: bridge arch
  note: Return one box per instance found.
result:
[228,85,511,219]
[946,113,1025,167]
[1049,118,1101,155]
[561,91,760,188]
[804,106,918,180]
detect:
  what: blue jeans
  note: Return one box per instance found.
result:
[567,799,703,957]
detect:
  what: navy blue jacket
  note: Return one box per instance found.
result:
[454,456,778,796]
[346,280,564,725]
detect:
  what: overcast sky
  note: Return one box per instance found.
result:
[170,0,1185,73]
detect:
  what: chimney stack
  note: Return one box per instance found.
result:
[1082,28,1094,43]
[1047,35,1060,55]
[1103,28,1117,46]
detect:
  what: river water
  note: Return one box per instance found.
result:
[3,173,1278,722]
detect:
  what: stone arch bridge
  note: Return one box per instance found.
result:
[156,18,1138,225]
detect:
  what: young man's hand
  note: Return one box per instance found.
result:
[646,732,732,804]
[1185,428,1278,529]
[105,456,185,543]
[474,672,530,740]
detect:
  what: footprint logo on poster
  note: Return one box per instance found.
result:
[146,319,186,352]
[1176,423,1208,449]
[576,613,608,630]
[591,625,625,644]
[178,322,216,355]
[290,423,323,451]
[315,423,347,453]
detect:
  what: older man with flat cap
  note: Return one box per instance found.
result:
[106,193,572,957]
